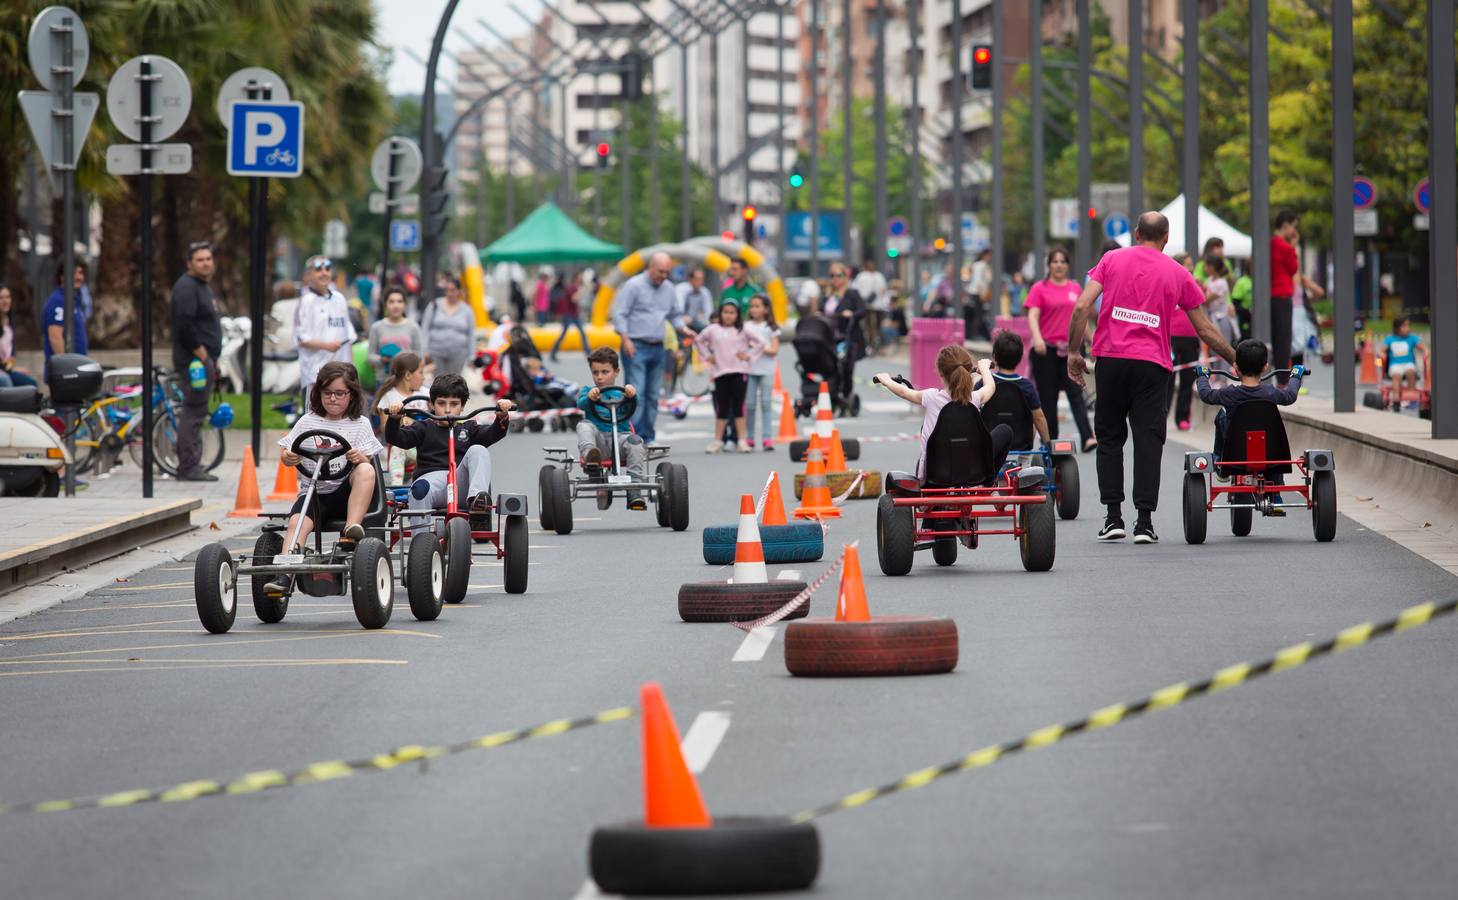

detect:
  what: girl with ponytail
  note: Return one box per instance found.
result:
[373,351,424,485]
[873,344,1006,481]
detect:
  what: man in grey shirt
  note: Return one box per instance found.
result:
[611,252,694,441]
[675,267,713,331]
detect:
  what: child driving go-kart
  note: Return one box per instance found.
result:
[385,373,514,527]
[576,347,647,509]
[1196,339,1305,507]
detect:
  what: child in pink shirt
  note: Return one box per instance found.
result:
[694,300,765,453]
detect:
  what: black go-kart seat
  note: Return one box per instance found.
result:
[923,402,998,488]
[310,458,390,533]
[982,379,1035,452]
[1219,400,1293,478]
[0,386,44,414]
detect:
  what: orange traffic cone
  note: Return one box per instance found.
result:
[825,429,849,474]
[640,682,712,828]
[761,472,788,526]
[732,494,768,584]
[834,544,871,622]
[1359,337,1378,384]
[776,390,799,441]
[792,440,841,520]
[813,381,835,443]
[229,447,264,518]
[266,453,298,502]
[773,361,784,394]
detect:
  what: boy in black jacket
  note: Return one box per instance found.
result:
[385,373,514,523]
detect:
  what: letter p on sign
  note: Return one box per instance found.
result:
[226,100,305,178]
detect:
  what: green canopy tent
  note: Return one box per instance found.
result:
[479,202,624,264]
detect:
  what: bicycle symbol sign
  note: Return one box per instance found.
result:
[226,100,305,178]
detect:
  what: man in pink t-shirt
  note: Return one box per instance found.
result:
[1065,212,1236,545]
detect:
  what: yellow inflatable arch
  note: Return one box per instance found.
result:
[590,238,790,327]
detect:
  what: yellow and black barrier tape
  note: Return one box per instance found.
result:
[791,597,1458,823]
[0,705,635,816]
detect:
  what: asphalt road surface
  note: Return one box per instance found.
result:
[3,349,1456,900]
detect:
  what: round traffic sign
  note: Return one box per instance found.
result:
[107,55,191,143]
[215,67,290,123]
[887,216,908,237]
[28,6,90,90]
[1103,214,1130,239]
[1414,178,1431,214]
[1352,176,1377,210]
[371,136,424,192]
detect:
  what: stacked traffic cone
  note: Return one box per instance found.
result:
[731,494,768,584]
[588,683,820,895]
[783,544,959,677]
[792,439,841,520]
[1359,337,1379,384]
[761,471,788,526]
[825,430,849,473]
[812,381,835,445]
[228,447,264,518]
[775,389,800,441]
[266,453,298,502]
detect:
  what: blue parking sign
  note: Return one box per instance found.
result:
[226,101,305,178]
[390,220,421,252]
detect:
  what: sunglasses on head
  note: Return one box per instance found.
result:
[188,241,212,253]
[309,258,333,271]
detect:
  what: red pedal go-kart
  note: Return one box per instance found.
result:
[1182,367,1337,544]
[1363,356,1432,420]
[874,377,1056,575]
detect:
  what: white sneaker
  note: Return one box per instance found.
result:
[738,442,754,453]
[706,442,723,454]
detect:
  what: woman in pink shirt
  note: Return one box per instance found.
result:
[1024,246,1096,451]
[694,300,765,453]
[1168,252,1203,431]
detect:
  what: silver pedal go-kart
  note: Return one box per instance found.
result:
[193,431,394,634]
[538,386,689,535]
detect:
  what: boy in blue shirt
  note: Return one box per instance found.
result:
[980,331,1051,451]
[1382,316,1426,406]
[1196,339,1304,512]
[42,266,89,379]
[576,347,648,510]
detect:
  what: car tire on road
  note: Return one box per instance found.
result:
[442,517,472,603]
[589,817,820,896]
[194,543,237,634]
[548,467,573,535]
[350,537,394,629]
[406,532,444,621]
[504,514,529,594]
[677,580,810,623]
[876,493,915,576]
[784,616,959,676]
[1054,455,1080,520]
[1312,470,1337,542]
[789,438,861,462]
[700,523,825,565]
[1018,497,1056,572]
[1183,474,1208,544]
[251,531,287,624]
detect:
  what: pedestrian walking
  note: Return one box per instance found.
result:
[822,263,867,361]
[367,286,424,385]
[1066,212,1236,545]
[795,274,821,318]
[1270,209,1302,384]
[1168,252,1203,432]
[1024,246,1096,452]
[742,294,780,451]
[532,271,552,326]
[853,259,889,354]
[676,268,714,332]
[695,298,765,453]
[169,241,223,482]
[42,264,89,379]
[421,277,476,379]
[510,279,529,325]
[293,256,356,395]
[610,251,694,443]
[550,271,590,361]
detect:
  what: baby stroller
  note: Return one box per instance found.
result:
[502,325,580,433]
[792,314,861,418]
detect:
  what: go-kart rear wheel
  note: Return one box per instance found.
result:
[538,465,557,531]
[1311,471,1337,542]
[250,532,287,624]
[350,537,394,629]
[504,514,529,593]
[194,543,236,634]
[1182,474,1208,544]
[547,467,574,535]
[1362,391,1384,410]
[666,464,690,532]
[442,517,473,603]
[876,494,915,576]
[931,537,958,567]
[1054,455,1080,520]
[1018,497,1056,572]
[653,462,672,527]
[1230,494,1253,537]
[406,532,444,621]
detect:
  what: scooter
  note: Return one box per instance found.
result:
[217,313,301,396]
[0,386,69,497]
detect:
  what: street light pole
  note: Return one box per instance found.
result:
[1427,0,1456,438]
[810,0,822,276]
[950,0,965,315]
[1030,0,1044,281]
[1182,0,1198,270]
[419,0,464,317]
[1250,0,1271,346]
[873,0,888,269]
[1128,0,1144,219]
[909,0,922,297]
[1076,0,1091,280]
[841,0,853,262]
[990,0,1003,309]
[1331,0,1354,413]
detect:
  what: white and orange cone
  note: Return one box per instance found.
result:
[813,380,834,443]
[731,494,768,584]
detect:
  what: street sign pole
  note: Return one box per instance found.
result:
[381,142,400,295]
[1250,0,1271,346]
[139,58,155,498]
[1029,0,1044,282]
[1428,0,1456,439]
[990,0,1003,309]
[1331,0,1355,414]
[248,81,271,464]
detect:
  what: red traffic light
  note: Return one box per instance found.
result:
[721,230,736,241]
[974,47,991,65]
[596,142,611,158]
[741,205,758,222]
[1087,207,1098,219]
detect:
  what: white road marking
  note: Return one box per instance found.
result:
[732,626,777,662]
[777,569,802,581]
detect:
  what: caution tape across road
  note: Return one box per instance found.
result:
[790,597,1458,823]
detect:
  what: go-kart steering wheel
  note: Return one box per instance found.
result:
[584,385,638,429]
[289,429,355,482]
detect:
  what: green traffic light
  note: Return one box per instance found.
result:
[887,247,899,258]
[789,172,804,189]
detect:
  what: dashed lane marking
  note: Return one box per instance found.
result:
[732,626,777,662]
[0,659,409,679]
[679,711,731,774]
[1,628,442,661]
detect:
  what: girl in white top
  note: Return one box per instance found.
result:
[742,295,782,451]
[1201,257,1240,347]
[874,344,998,481]
[293,256,357,391]
[373,351,427,486]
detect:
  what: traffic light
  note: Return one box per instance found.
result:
[933,237,947,252]
[970,44,993,91]
[596,141,611,168]
[788,166,804,190]
[741,204,757,245]
[423,138,450,241]
[887,246,900,259]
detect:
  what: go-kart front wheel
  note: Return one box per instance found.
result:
[250,531,287,623]
[504,514,529,594]
[350,537,394,629]
[194,543,237,634]
[1054,455,1080,520]
[1230,494,1253,536]
[932,537,958,567]
[876,494,915,576]
[406,532,444,621]
[442,517,473,603]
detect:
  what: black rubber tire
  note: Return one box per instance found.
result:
[251,531,287,623]
[537,465,557,532]
[442,516,472,603]
[1018,496,1057,572]
[1230,494,1253,537]
[406,532,444,621]
[589,817,820,896]
[1312,470,1337,542]
[876,493,915,576]
[504,514,529,593]
[548,467,573,535]
[789,437,862,462]
[526,417,544,433]
[1183,474,1208,544]
[932,536,958,566]
[1362,391,1384,410]
[350,537,394,629]
[667,463,690,532]
[850,392,861,416]
[700,523,825,564]
[677,580,810,623]
[653,462,672,527]
[784,616,959,676]
[1054,455,1080,520]
[194,543,236,634]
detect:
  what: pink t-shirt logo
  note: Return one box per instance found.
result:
[1111,306,1161,329]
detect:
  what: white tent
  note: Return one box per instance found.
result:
[1114,194,1253,258]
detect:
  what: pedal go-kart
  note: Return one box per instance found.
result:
[386,397,529,621]
[1363,357,1432,420]
[538,386,689,535]
[874,383,1056,575]
[1182,367,1337,544]
[194,431,395,634]
[976,374,1081,520]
